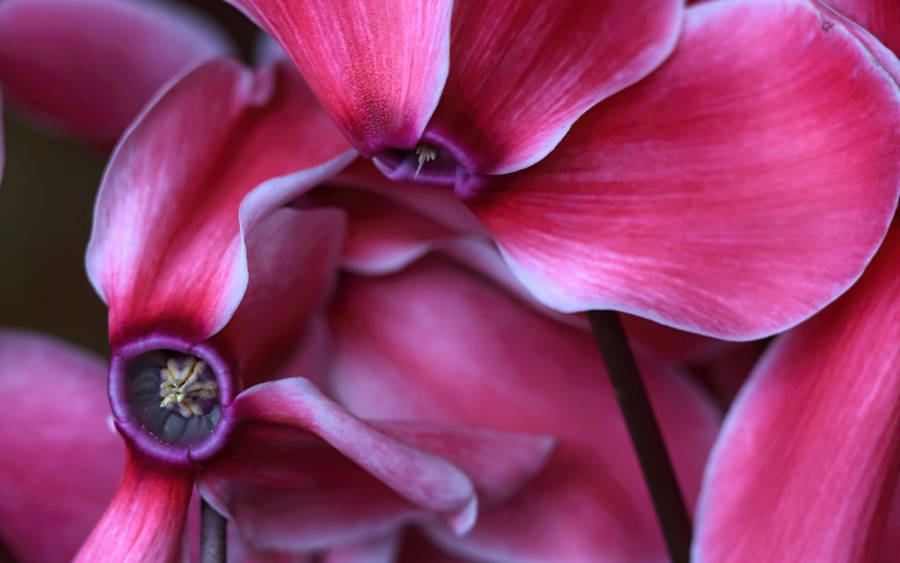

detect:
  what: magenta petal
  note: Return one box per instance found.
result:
[204,377,478,546]
[0,331,122,562]
[465,0,900,339]
[76,449,193,562]
[425,0,682,174]
[827,0,900,55]
[323,535,399,563]
[226,0,451,156]
[214,207,345,388]
[693,226,900,561]
[328,257,722,561]
[85,60,354,346]
[0,0,231,146]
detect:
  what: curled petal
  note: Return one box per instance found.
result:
[75,449,193,562]
[0,331,122,562]
[464,0,900,338]
[425,0,682,174]
[0,0,232,146]
[328,257,721,561]
[826,0,900,55]
[226,0,452,156]
[85,59,354,346]
[693,225,900,561]
[214,207,346,389]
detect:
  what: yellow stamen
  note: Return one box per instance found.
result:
[159,357,217,417]
[415,143,438,177]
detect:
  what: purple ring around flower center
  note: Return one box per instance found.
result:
[108,333,236,467]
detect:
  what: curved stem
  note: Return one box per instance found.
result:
[586,310,692,563]
[201,499,227,563]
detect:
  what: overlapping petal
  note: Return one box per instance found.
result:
[85,59,354,346]
[423,0,682,174]
[200,378,554,552]
[0,0,232,146]
[693,225,900,561]
[226,0,452,156]
[75,449,193,563]
[214,207,346,389]
[463,0,900,339]
[327,256,721,561]
[0,331,122,562]
[827,0,900,55]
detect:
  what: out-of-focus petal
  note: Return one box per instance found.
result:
[826,0,900,55]
[327,257,721,561]
[424,0,682,175]
[323,535,398,563]
[85,59,354,346]
[693,225,900,561]
[0,0,232,146]
[623,315,732,363]
[214,207,345,390]
[0,331,122,562]
[76,449,193,562]
[462,0,900,339]
[201,378,554,552]
[226,0,451,156]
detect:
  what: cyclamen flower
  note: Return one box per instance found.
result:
[226,0,900,339]
[0,53,722,561]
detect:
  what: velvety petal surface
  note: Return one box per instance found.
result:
[76,449,194,562]
[85,59,354,346]
[693,224,900,562]
[0,0,231,146]
[200,378,554,552]
[214,207,345,390]
[827,0,900,55]
[424,0,682,174]
[463,0,900,339]
[226,0,451,156]
[0,331,122,562]
[327,257,721,561]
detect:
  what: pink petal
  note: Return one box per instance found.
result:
[693,225,900,561]
[0,0,231,146]
[75,449,194,562]
[0,331,122,562]
[225,0,452,156]
[213,207,346,390]
[201,378,554,552]
[328,257,722,561]
[85,59,354,346]
[826,0,900,55]
[462,0,900,339]
[424,0,682,175]
[324,535,398,563]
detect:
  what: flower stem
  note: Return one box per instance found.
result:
[586,310,692,563]
[201,499,227,563]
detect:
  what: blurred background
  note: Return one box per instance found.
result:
[0,0,259,355]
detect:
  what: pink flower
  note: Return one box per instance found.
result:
[225,0,900,339]
[0,54,722,562]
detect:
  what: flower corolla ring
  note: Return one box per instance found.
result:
[108,334,236,466]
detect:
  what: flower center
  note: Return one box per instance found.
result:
[122,350,223,446]
[159,357,218,417]
[373,142,462,187]
[109,336,236,465]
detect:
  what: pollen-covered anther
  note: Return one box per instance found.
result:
[415,142,438,177]
[159,357,218,418]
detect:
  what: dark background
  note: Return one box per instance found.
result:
[0,1,259,355]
